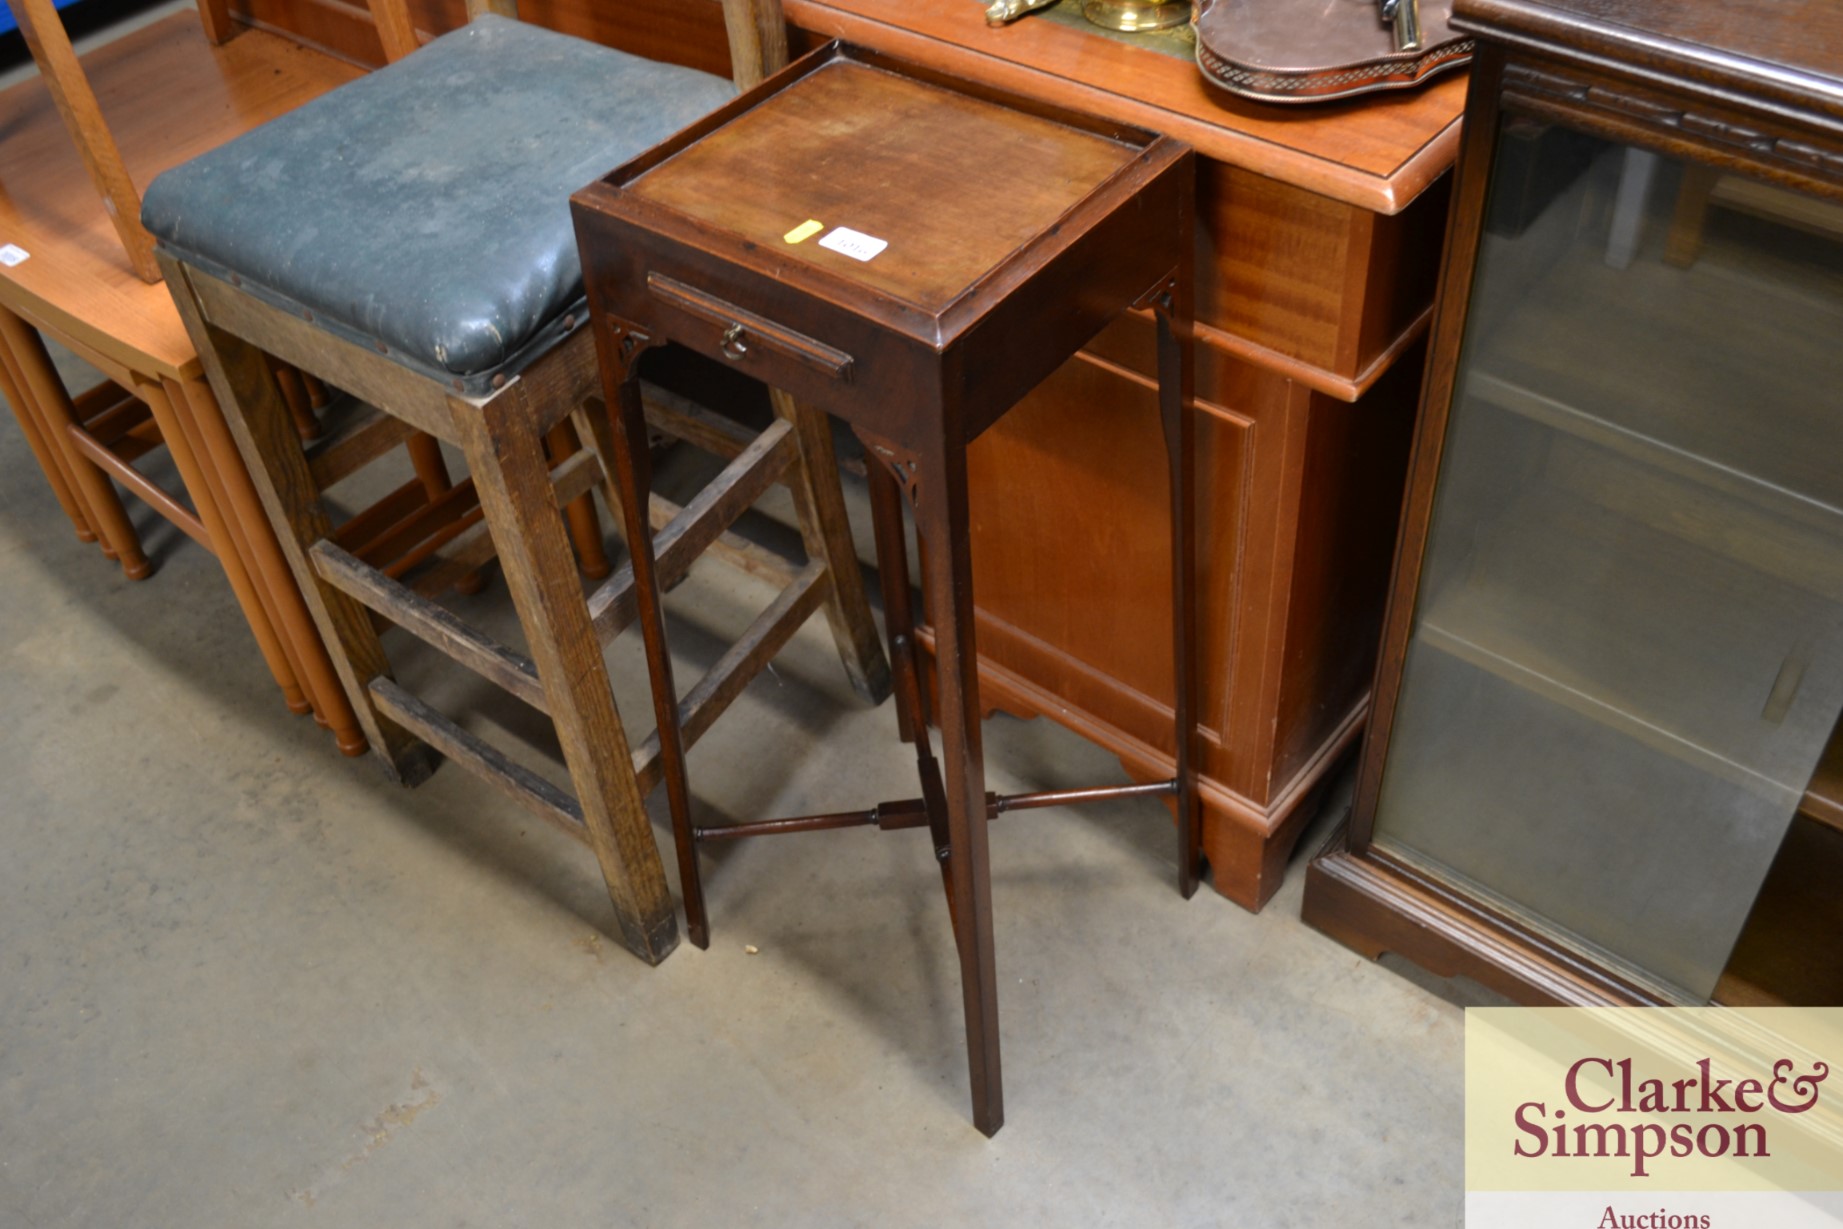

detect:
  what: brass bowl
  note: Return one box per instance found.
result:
[1081,0,1190,31]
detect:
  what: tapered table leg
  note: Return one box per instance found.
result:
[1154,276,1202,899]
[603,368,709,951]
[865,452,958,921]
[914,437,1003,1138]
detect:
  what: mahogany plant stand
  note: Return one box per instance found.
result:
[573,40,1203,1136]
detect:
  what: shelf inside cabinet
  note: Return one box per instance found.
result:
[1799,722,1843,835]
[1414,486,1843,800]
[1467,371,1843,608]
[1464,217,1843,513]
[1714,813,1843,1006]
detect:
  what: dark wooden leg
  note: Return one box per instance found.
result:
[453,384,679,966]
[1154,281,1203,899]
[603,371,709,949]
[864,456,928,744]
[866,454,960,922]
[771,389,891,706]
[160,254,427,781]
[914,437,1003,1137]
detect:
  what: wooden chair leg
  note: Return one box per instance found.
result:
[406,431,453,500]
[195,0,235,46]
[770,389,891,706]
[548,420,613,579]
[169,375,368,754]
[0,322,96,543]
[135,376,312,715]
[452,384,679,966]
[0,309,150,579]
[401,430,492,595]
[300,372,331,409]
[161,254,424,779]
[272,361,320,441]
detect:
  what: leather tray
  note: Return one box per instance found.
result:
[1194,0,1472,103]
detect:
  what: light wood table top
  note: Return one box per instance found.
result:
[0,13,360,380]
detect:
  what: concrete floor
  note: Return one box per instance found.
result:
[0,336,1482,1225]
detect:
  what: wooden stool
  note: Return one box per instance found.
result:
[150,1,889,964]
[574,37,1203,1133]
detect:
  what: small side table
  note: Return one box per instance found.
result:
[572,41,1200,1136]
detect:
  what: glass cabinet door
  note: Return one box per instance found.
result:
[1370,116,1843,1002]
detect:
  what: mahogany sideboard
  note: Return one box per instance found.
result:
[222,0,1466,909]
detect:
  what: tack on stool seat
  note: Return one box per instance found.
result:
[150,0,891,964]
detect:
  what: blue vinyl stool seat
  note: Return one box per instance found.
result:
[142,15,733,393]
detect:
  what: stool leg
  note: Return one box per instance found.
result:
[454,383,680,966]
[914,438,1003,1138]
[0,310,150,579]
[1155,289,1203,900]
[770,389,891,706]
[161,254,426,780]
[601,373,708,950]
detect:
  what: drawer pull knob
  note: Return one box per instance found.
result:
[646,273,854,382]
[720,323,749,361]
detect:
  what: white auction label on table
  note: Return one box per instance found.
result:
[0,244,29,267]
[817,227,887,263]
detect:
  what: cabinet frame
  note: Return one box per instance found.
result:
[1304,6,1843,1005]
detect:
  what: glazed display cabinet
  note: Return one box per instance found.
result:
[1305,0,1843,1005]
